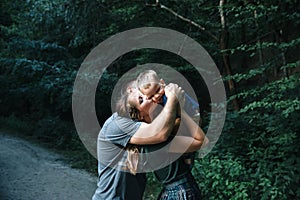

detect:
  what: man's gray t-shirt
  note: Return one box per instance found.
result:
[92,113,145,200]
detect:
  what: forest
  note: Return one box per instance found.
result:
[0,0,299,199]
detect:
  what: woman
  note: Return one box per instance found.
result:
[125,86,208,200]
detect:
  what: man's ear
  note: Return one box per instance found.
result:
[159,79,165,86]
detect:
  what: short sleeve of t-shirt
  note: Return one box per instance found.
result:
[102,113,141,147]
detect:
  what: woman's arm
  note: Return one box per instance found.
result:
[129,83,184,145]
[168,110,209,153]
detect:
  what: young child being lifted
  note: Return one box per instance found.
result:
[136,69,201,167]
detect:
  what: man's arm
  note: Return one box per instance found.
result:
[129,83,183,145]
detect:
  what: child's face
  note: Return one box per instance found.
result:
[140,82,165,104]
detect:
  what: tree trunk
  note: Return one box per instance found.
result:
[219,0,239,111]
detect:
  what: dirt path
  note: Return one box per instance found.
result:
[0,132,97,200]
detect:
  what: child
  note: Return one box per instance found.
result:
[136,69,201,167]
[136,70,200,120]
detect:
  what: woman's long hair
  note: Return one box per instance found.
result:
[114,80,140,121]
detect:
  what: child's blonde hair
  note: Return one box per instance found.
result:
[136,70,160,90]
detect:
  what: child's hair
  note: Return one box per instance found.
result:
[136,70,160,90]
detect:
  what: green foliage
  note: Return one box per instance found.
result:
[0,115,35,134]
[195,154,251,200]
[143,173,162,200]
[194,108,299,200]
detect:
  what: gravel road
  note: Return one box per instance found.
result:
[0,132,97,200]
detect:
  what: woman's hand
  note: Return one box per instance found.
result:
[164,83,185,105]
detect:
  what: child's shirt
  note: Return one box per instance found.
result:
[161,93,200,117]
